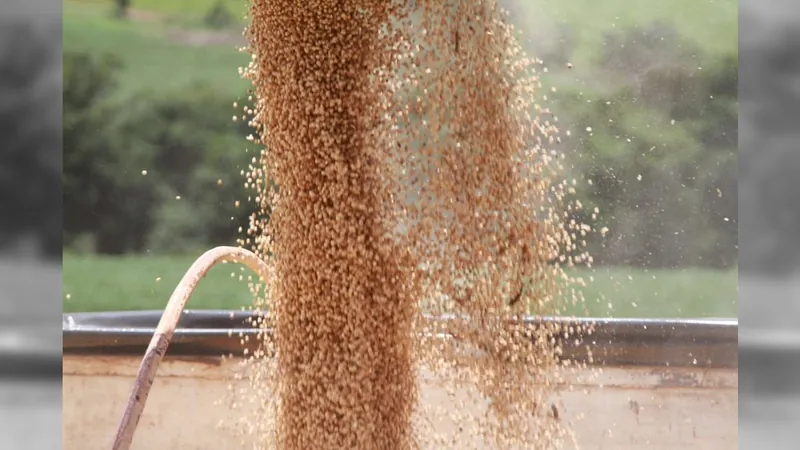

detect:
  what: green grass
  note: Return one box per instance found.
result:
[63,1,249,100]
[63,253,737,318]
[568,266,736,318]
[515,0,737,57]
[511,0,737,93]
[63,253,256,312]
[75,0,237,15]
[71,0,737,55]
[70,0,248,27]
[63,0,736,101]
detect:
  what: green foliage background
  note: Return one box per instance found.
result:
[61,0,738,269]
[64,53,252,254]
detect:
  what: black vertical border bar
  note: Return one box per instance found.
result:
[0,0,63,448]
[739,0,800,448]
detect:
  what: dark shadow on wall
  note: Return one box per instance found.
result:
[0,12,62,260]
[739,20,800,275]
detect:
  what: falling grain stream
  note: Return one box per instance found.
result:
[113,1,653,449]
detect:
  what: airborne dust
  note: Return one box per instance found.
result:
[228,1,595,449]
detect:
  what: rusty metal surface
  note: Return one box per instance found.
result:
[63,310,738,368]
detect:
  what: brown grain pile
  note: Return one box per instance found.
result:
[232,1,594,449]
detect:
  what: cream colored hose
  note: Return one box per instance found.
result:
[111,246,270,450]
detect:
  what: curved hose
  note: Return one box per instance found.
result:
[111,246,270,450]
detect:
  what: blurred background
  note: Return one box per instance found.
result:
[61,0,738,318]
[0,1,64,448]
[0,0,62,333]
[739,1,800,448]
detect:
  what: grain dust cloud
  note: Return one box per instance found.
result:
[230,0,595,449]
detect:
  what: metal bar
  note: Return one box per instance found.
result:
[64,309,740,368]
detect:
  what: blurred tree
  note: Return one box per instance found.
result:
[64,54,255,254]
[204,0,237,30]
[118,85,253,253]
[556,23,737,268]
[115,0,132,19]
[63,51,158,254]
